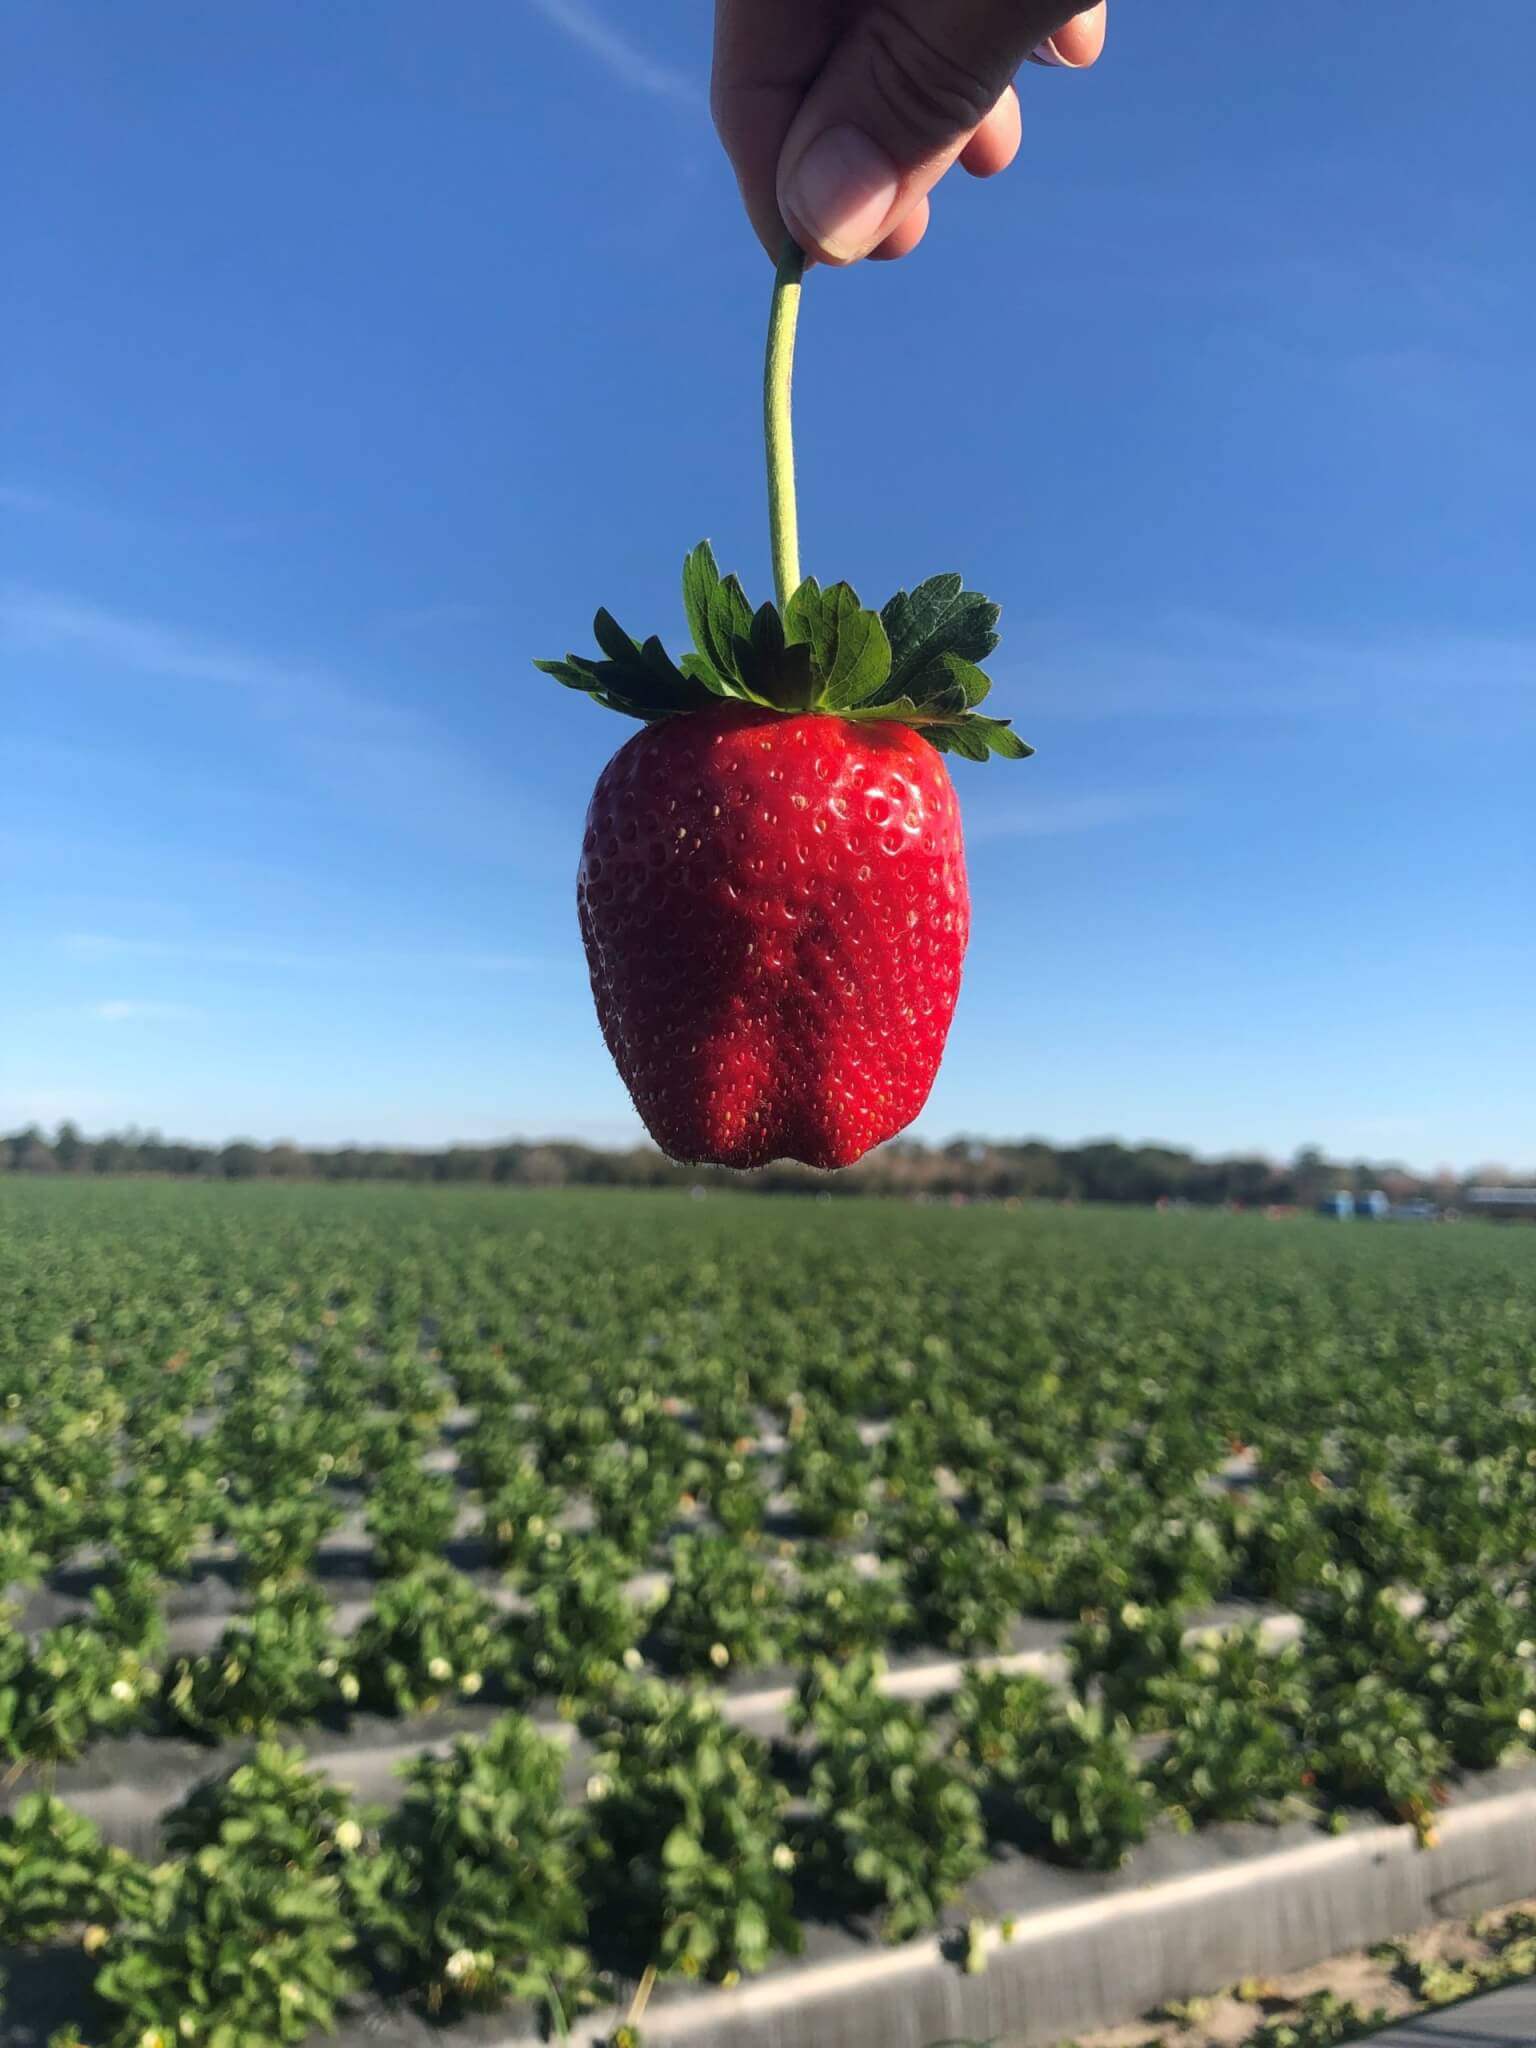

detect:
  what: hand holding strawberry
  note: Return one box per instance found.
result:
[536,244,1031,1170]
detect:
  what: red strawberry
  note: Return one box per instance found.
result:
[538,544,1029,1170]
[579,701,968,1169]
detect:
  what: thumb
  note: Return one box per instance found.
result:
[776,0,1093,265]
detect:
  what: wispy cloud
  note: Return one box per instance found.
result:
[378,602,488,636]
[91,999,202,1023]
[966,788,1186,841]
[0,482,75,519]
[525,0,700,104]
[59,933,552,976]
[1020,613,1536,727]
[0,584,568,868]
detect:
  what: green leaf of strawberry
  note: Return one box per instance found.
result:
[535,546,1030,761]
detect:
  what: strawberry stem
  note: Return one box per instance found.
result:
[764,235,805,613]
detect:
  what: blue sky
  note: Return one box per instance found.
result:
[4,1,1533,1170]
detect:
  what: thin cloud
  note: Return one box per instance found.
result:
[525,0,700,104]
[1020,614,1536,726]
[967,789,1186,841]
[0,583,569,869]
[91,1000,202,1023]
[59,933,552,975]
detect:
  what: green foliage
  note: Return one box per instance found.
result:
[893,1498,1029,1653]
[1246,1990,1389,2046]
[4,1574,163,1762]
[796,1654,987,1941]
[790,1546,912,1662]
[0,1794,151,1946]
[365,1714,590,2019]
[364,1458,460,1577]
[989,1700,1155,1870]
[164,1582,350,1738]
[1152,1627,1313,1823]
[1307,1673,1450,1841]
[347,1560,504,1715]
[1068,1601,1190,1730]
[942,1667,1058,1776]
[97,1746,364,2047]
[515,1536,648,1705]
[654,1533,788,1677]
[477,1455,564,1573]
[585,1683,801,1981]
[537,544,1028,759]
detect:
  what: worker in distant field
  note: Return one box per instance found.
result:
[712,0,1107,266]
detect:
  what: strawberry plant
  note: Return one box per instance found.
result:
[1307,1674,1450,1842]
[5,1572,163,1762]
[653,1533,788,1677]
[364,1457,460,1576]
[795,1654,987,1941]
[163,1581,351,1738]
[1431,1587,1536,1769]
[1068,1601,1191,1730]
[96,1753,362,2048]
[790,1545,911,1662]
[535,243,1028,1169]
[1152,1627,1312,1823]
[1247,1990,1389,2046]
[781,1408,872,1539]
[160,1742,369,1875]
[478,1455,564,1573]
[0,1793,152,1945]
[365,1715,591,2022]
[588,1443,682,1564]
[347,1560,504,1715]
[893,1498,1028,1653]
[515,1536,647,1705]
[989,1700,1154,1870]
[223,1481,343,1585]
[942,1667,1058,1776]
[585,1683,800,1982]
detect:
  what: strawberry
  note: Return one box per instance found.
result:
[534,242,1031,1169]
[538,547,1029,1169]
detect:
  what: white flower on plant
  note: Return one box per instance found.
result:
[82,1924,109,1953]
[772,1843,796,1871]
[527,1515,546,1537]
[709,1641,730,1669]
[444,1948,487,1984]
[338,1671,360,1702]
[278,1984,304,2008]
[110,1678,136,1703]
[460,1670,483,1696]
[1518,1641,1534,1660]
[1519,1708,1536,1735]
[334,1820,363,1853]
[622,1646,644,1671]
[586,1773,612,1801]
[427,1656,453,1682]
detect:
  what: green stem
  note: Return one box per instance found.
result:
[764,235,805,612]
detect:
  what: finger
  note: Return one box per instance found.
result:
[869,194,931,260]
[958,87,1020,179]
[1027,2,1107,69]
[775,0,1101,265]
[712,0,853,260]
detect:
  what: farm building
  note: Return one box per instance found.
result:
[1466,1186,1536,1221]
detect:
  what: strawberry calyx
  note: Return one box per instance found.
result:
[534,542,1031,763]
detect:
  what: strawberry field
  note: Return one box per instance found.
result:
[2,1178,1535,2048]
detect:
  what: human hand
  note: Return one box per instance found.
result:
[712,0,1106,266]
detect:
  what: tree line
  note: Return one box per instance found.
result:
[0,1123,1507,1209]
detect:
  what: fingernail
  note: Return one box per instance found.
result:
[780,125,899,263]
[1029,36,1086,68]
